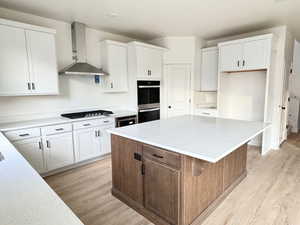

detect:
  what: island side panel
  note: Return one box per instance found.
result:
[223,144,247,190]
[181,157,224,225]
[182,144,248,225]
[111,134,144,205]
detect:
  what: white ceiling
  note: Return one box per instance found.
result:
[0,0,299,40]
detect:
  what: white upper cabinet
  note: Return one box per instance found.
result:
[219,43,243,72]
[101,40,128,92]
[0,18,58,96]
[200,47,219,91]
[128,41,165,80]
[25,30,58,94]
[219,34,272,72]
[0,24,31,95]
[243,39,271,70]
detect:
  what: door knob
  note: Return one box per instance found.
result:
[168,106,171,109]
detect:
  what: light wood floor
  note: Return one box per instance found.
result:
[45,136,300,225]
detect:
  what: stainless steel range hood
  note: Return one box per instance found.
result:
[59,22,108,76]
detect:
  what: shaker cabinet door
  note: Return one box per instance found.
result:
[144,158,180,225]
[73,127,102,162]
[45,133,74,171]
[111,135,143,204]
[219,43,243,72]
[243,39,270,70]
[0,24,31,96]
[13,138,45,173]
[25,30,58,95]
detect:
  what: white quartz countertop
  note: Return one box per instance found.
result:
[0,132,84,225]
[108,115,269,163]
[0,110,137,132]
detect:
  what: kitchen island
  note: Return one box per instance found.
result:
[108,115,268,225]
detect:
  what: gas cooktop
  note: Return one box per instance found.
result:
[61,110,113,119]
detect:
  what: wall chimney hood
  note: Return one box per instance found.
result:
[59,22,108,76]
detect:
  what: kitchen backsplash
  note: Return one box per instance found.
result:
[193,91,217,108]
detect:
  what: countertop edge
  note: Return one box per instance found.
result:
[108,125,269,163]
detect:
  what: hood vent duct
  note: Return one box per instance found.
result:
[59,22,108,76]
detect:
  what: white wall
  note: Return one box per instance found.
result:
[0,7,136,123]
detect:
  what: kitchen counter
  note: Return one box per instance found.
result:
[108,115,268,163]
[0,110,137,132]
[0,132,83,225]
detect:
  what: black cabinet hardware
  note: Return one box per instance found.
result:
[134,152,142,161]
[141,164,145,175]
[152,154,164,159]
[19,133,29,137]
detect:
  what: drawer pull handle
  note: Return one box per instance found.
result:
[55,128,64,131]
[83,123,91,126]
[103,120,109,123]
[152,154,164,159]
[19,133,30,137]
[202,112,210,115]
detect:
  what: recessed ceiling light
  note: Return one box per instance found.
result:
[106,12,119,18]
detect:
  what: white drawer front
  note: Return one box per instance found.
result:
[98,118,115,126]
[73,118,115,130]
[41,123,72,136]
[5,128,41,141]
[73,119,100,130]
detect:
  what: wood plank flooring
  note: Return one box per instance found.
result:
[45,136,300,225]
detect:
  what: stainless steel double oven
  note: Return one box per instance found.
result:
[137,80,160,123]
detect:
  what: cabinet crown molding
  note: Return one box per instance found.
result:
[218,33,273,47]
[0,18,56,34]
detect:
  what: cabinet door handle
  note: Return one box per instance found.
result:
[237,60,240,67]
[27,83,31,90]
[32,83,35,90]
[19,133,30,137]
[83,123,91,127]
[55,128,64,131]
[242,60,245,67]
[98,130,101,137]
[46,140,50,148]
[38,141,42,150]
[103,120,110,123]
[95,130,98,137]
[152,154,164,159]
[110,82,113,88]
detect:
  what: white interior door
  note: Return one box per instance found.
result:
[0,24,31,95]
[165,64,191,118]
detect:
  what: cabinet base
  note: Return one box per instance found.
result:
[112,171,247,225]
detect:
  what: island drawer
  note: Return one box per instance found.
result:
[143,144,181,170]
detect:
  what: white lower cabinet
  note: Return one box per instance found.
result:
[13,137,45,173]
[99,124,114,154]
[73,127,102,162]
[44,132,74,171]
[5,118,115,175]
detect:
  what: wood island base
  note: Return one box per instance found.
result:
[111,134,248,225]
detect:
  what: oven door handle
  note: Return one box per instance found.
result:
[139,108,160,113]
[138,85,160,88]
